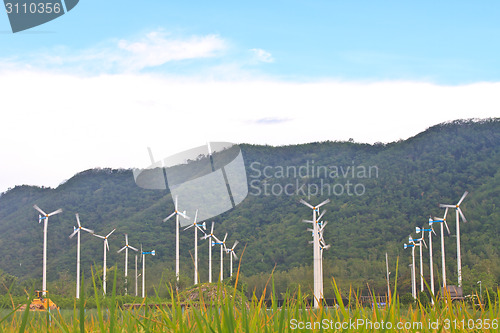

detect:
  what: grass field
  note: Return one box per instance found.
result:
[1,264,499,332]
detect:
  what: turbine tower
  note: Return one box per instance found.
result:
[141,247,156,298]
[430,210,451,289]
[184,210,206,285]
[213,233,227,281]
[163,196,189,282]
[93,229,116,296]
[439,191,468,288]
[33,205,63,297]
[226,241,239,278]
[418,222,437,300]
[69,213,94,299]
[300,198,330,308]
[201,222,218,283]
[404,242,417,299]
[117,234,138,295]
[410,234,427,293]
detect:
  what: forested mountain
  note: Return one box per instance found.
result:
[0,118,499,299]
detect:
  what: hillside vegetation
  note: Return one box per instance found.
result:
[0,118,498,300]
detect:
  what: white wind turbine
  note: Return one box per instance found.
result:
[117,234,138,295]
[213,233,227,281]
[430,210,451,289]
[226,241,239,278]
[300,198,330,308]
[93,229,116,296]
[33,205,63,297]
[201,222,219,283]
[410,233,428,293]
[417,222,436,301]
[163,196,189,282]
[141,246,156,298]
[439,191,468,288]
[69,213,94,299]
[404,241,417,299]
[184,210,206,285]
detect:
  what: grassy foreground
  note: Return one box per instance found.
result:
[1,263,499,332]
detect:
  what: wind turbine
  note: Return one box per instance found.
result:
[430,209,451,289]
[184,210,206,285]
[93,229,116,296]
[69,213,94,299]
[439,191,468,288]
[117,234,139,295]
[201,222,219,283]
[404,242,416,299]
[300,198,330,308]
[33,205,63,297]
[418,222,437,301]
[226,241,239,278]
[410,234,427,293]
[141,246,156,298]
[163,195,189,282]
[135,254,139,297]
[213,233,227,281]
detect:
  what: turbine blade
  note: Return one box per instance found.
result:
[94,234,105,239]
[195,225,206,235]
[317,210,326,221]
[163,212,176,222]
[223,233,227,243]
[107,228,116,238]
[105,240,109,252]
[232,252,238,260]
[69,229,79,239]
[201,234,210,240]
[443,207,449,221]
[302,219,314,224]
[117,246,127,253]
[232,240,239,250]
[457,191,469,206]
[422,238,428,249]
[299,199,314,209]
[439,204,455,208]
[210,222,214,234]
[33,205,46,216]
[458,207,467,223]
[178,211,190,220]
[129,245,139,252]
[48,208,63,217]
[317,199,331,208]
[184,224,194,231]
[444,220,451,235]
[81,227,94,234]
[432,228,437,235]
[175,195,178,210]
[125,233,129,245]
[75,214,82,228]
[193,210,198,224]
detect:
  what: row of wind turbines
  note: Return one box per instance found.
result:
[404,191,469,300]
[32,195,239,299]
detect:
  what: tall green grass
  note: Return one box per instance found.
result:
[1,260,498,332]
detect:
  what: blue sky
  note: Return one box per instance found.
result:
[0,1,499,191]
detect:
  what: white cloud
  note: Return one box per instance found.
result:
[117,31,227,70]
[250,48,274,63]
[0,66,498,193]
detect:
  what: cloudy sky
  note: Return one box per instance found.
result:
[0,0,499,193]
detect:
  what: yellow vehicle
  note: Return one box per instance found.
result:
[20,290,59,311]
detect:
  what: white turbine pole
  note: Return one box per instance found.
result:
[33,205,62,297]
[419,240,424,292]
[70,214,94,299]
[103,239,107,295]
[300,199,329,309]
[412,246,416,299]
[209,235,212,283]
[220,239,224,282]
[163,196,189,284]
[135,255,138,297]
[440,222,446,289]
[440,191,468,288]
[142,253,146,298]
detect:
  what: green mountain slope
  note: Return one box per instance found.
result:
[0,118,498,298]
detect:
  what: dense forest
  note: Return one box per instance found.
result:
[0,118,498,302]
